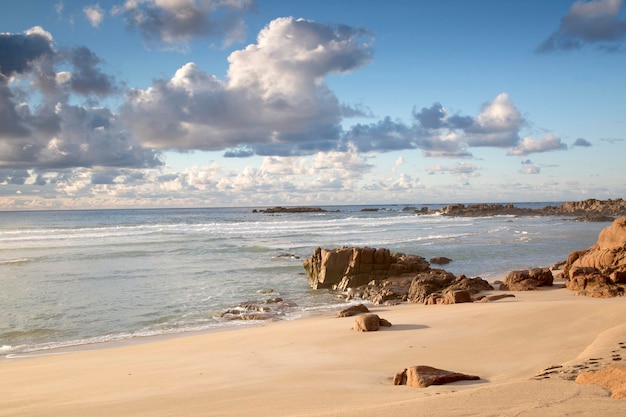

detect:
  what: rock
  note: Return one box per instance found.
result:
[475,293,516,302]
[393,366,480,388]
[563,217,626,297]
[499,268,554,291]
[437,199,626,218]
[303,247,430,290]
[393,369,407,385]
[407,273,492,304]
[338,304,370,317]
[442,289,472,304]
[576,364,626,399]
[429,256,453,265]
[257,206,328,214]
[352,314,391,332]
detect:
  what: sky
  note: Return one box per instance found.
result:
[0,0,625,210]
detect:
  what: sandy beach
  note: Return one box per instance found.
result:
[3,283,626,417]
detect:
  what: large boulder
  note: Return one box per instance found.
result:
[499,268,554,291]
[393,366,480,388]
[563,217,626,297]
[352,314,392,332]
[303,247,430,290]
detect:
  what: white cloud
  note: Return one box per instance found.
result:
[84,4,105,28]
[121,17,373,154]
[466,93,523,147]
[507,134,567,156]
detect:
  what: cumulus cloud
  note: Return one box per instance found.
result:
[465,93,523,147]
[121,17,373,155]
[538,0,626,52]
[507,134,568,156]
[116,0,256,47]
[0,27,162,171]
[573,137,593,146]
[84,3,105,28]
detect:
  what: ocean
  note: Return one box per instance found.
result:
[0,204,608,357]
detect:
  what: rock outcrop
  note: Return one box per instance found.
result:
[303,247,494,305]
[352,314,392,332]
[563,217,626,297]
[303,247,430,291]
[253,206,328,214]
[498,268,554,291]
[437,198,626,220]
[393,366,480,388]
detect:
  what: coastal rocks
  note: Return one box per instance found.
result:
[542,198,626,218]
[393,366,480,388]
[576,364,626,399]
[563,217,626,297]
[439,203,535,217]
[303,247,495,305]
[220,297,297,321]
[407,273,493,304]
[498,268,554,291]
[303,247,430,291]
[437,199,626,220]
[352,314,392,332]
[253,206,328,214]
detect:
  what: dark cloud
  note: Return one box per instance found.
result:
[0,27,53,76]
[538,0,626,53]
[224,147,254,158]
[65,47,118,96]
[0,169,30,185]
[118,0,256,46]
[573,137,592,146]
[0,28,162,171]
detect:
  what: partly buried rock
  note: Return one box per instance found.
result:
[393,366,480,388]
[576,364,626,399]
[499,268,554,291]
[563,217,626,297]
[338,303,370,317]
[353,314,392,331]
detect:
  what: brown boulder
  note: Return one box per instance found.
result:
[352,314,392,332]
[499,268,553,291]
[576,364,626,399]
[563,217,626,297]
[393,365,480,388]
[338,304,370,317]
[407,272,492,304]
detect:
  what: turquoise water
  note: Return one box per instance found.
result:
[0,204,607,355]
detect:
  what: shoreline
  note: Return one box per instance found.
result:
[3,283,626,416]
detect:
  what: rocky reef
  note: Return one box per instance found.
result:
[437,198,626,221]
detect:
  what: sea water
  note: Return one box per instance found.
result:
[0,204,607,356]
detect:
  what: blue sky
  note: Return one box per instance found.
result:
[0,0,625,210]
